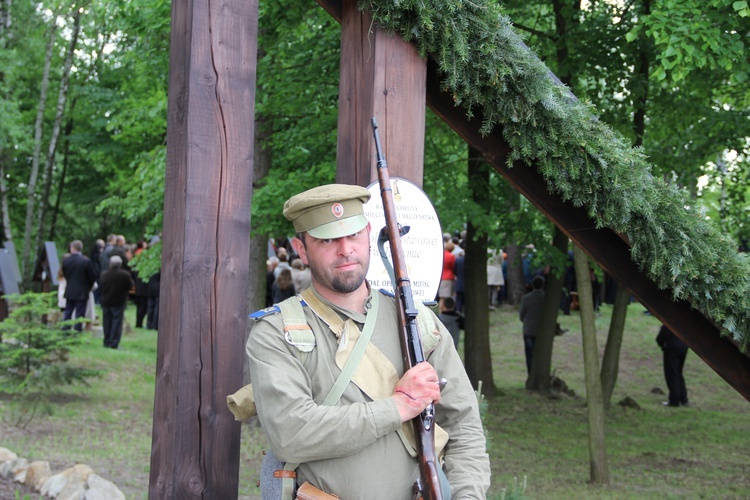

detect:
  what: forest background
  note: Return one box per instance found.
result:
[0,0,747,296]
[0,0,748,496]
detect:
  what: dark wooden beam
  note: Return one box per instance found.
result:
[315,0,750,401]
[423,58,750,401]
[335,0,426,186]
[150,1,259,497]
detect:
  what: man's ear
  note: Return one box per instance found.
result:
[291,236,308,265]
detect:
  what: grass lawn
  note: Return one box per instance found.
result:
[1,299,749,499]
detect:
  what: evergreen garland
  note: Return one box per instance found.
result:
[361,0,750,349]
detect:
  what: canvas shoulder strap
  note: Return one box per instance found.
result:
[279,289,381,499]
[276,295,316,364]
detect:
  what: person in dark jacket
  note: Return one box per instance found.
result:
[62,240,97,331]
[99,255,134,349]
[110,235,130,271]
[132,270,150,328]
[90,239,104,305]
[271,268,296,304]
[519,275,545,374]
[656,325,689,407]
[438,296,464,349]
[146,270,161,330]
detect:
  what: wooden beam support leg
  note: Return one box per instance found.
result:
[335,0,426,186]
[150,1,259,497]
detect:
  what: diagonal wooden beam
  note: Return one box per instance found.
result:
[423,57,750,402]
[315,0,750,401]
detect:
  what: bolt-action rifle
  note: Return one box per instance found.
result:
[371,117,443,500]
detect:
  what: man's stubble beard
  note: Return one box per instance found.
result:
[310,250,370,294]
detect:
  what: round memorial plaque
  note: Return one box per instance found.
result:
[364,177,443,303]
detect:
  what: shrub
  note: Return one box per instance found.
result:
[0,292,101,427]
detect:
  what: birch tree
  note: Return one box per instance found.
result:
[32,6,82,272]
[21,15,58,283]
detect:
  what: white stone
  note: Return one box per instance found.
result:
[10,457,29,482]
[0,447,17,463]
[41,473,69,497]
[0,456,24,479]
[84,473,126,500]
[12,462,27,483]
[24,460,51,490]
[42,463,93,499]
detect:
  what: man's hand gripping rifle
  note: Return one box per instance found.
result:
[371,117,444,500]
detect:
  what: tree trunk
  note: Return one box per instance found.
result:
[0,0,10,33]
[526,226,567,390]
[0,160,12,242]
[22,20,57,285]
[245,115,272,385]
[596,0,651,408]
[0,1,11,244]
[34,8,81,265]
[632,1,651,149]
[463,146,497,396]
[248,115,272,313]
[600,284,630,408]
[505,242,526,305]
[573,244,609,485]
[0,0,13,244]
[47,117,73,243]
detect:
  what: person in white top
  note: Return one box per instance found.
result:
[487,248,505,310]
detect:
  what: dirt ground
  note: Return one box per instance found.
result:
[0,475,41,498]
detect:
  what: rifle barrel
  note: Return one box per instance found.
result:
[371,117,443,500]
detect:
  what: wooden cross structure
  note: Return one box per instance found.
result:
[148,0,750,497]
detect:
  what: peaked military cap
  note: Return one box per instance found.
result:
[283,184,371,239]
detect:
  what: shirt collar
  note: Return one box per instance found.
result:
[309,283,374,324]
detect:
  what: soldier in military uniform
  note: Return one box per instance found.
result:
[246,184,490,499]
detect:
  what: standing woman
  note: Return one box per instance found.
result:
[439,240,456,312]
[487,248,504,310]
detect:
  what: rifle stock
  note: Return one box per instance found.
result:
[371,117,443,500]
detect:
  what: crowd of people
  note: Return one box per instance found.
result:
[265,240,312,307]
[436,231,511,349]
[58,233,161,349]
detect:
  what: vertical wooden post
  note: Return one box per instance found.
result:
[149,0,259,498]
[335,0,427,186]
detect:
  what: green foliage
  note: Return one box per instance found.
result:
[500,0,750,196]
[422,111,550,255]
[5,0,748,350]
[362,0,750,347]
[129,241,162,281]
[0,292,101,427]
[696,149,750,250]
[626,0,749,83]
[249,3,341,238]
[86,0,172,241]
[0,0,173,250]
[96,146,167,238]
[497,476,528,500]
